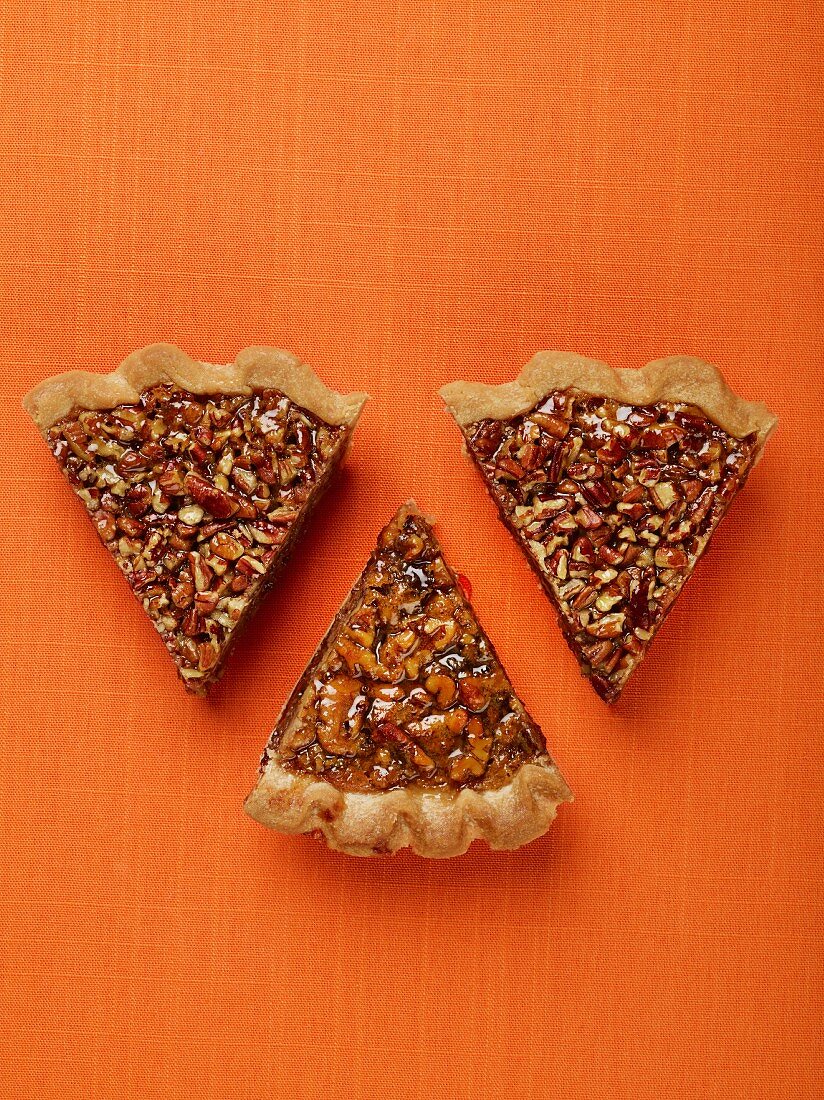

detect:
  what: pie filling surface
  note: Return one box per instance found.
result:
[464,389,758,701]
[268,510,550,793]
[47,384,346,686]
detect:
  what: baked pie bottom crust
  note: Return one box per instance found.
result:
[23,342,368,432]
[245,758,570,858]
[440,351,777,452]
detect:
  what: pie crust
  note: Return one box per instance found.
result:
[245,502,572,858]
[245,757,570,858]
[23,343,368,434]
[440,351,777,455]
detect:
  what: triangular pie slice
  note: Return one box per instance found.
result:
[441,353,777,703]
[245,502,571,857]
[24,343,368,693]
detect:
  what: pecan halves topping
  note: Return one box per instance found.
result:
[465,389,759,701]
[47,384,347,689]
[278,512,548,794]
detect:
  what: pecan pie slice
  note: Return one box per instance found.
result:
[24,344,368,692]
[441,353,777,703]
[245,503,571,857]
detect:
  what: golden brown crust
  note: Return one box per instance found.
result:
[244,759,571,858]
[440,351,778,458]
[244,500,572,857]
[23,343,369,433]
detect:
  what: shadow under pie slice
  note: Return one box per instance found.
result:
[23,343,368,693]
[441,352,778,703]
[245,502,571,858]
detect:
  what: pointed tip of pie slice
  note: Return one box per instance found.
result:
[393,498,439,528]
[246,503,571,857]
[244,761,571,859]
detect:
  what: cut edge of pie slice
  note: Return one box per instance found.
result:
[244,501,572,858]
[440,352,778,703]
[24,343,369,693]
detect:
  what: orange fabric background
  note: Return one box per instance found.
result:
[0,2,822,1097]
